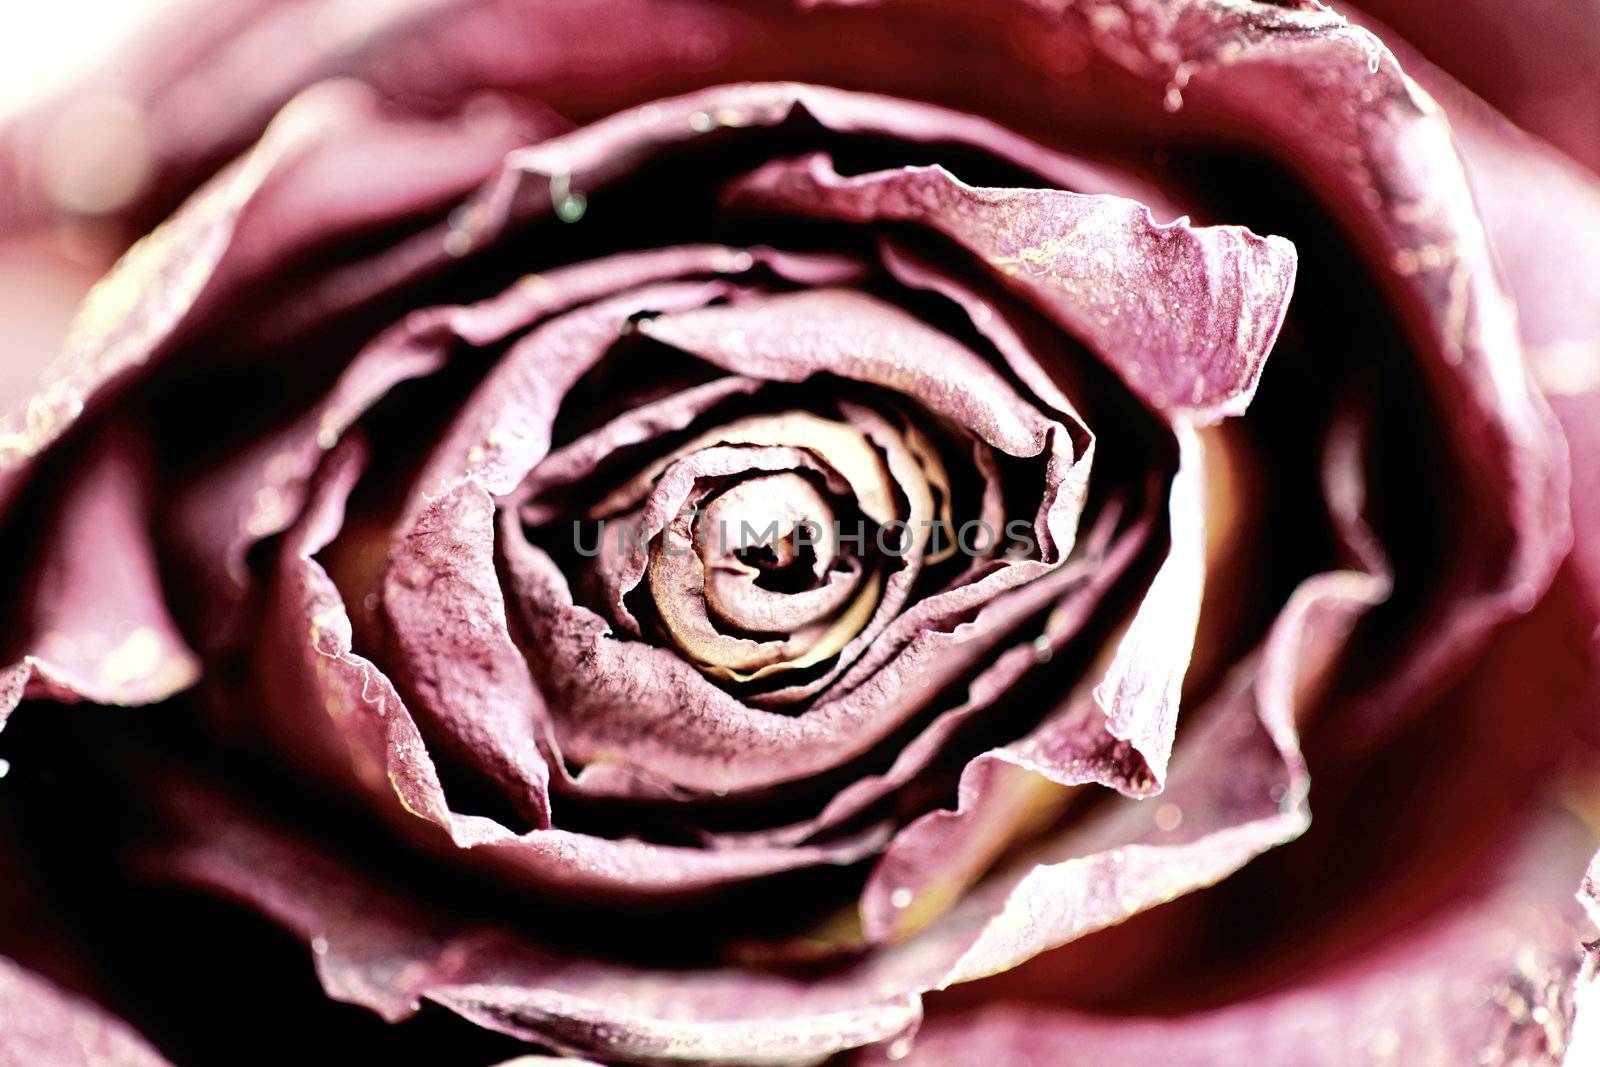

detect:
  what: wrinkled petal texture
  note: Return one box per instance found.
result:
[0,0,1594,1065]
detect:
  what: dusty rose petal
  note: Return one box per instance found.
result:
[726,153,1296,425]
[874,240,1085,427]
[1089,422,1206,784]
[855,562,1387,959]
[152,561,1388,1064]
[157,790,921,1065]
[384,483,554,827]
[640,289,1066,460]
[517,378,764,521]
[866,815,1591,1067]
[0,79,541,517]
[456,80,1186,263]
[0,958,172,1067]
[1368,31,1600,629]
[373,279,744,818]
[1348,0,1600,176]
[1,430,198,723]
[408,248,869,508]
[1034,0,1570,727]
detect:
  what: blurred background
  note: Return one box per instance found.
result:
[0,1,178,121]
[0,1,180,408]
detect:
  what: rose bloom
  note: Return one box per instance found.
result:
[3,1,1600,1064]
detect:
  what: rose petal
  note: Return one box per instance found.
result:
[1348,0,1600,175]
[866,814,1591,1067]
[1,430,198,725]
[640,289,1066,461]
[1042,0,1570,730]
[0,958,172,1067]
[384,482,554,827]
[460,80,1186,263]
[726,153,1297,425]
[158,790,922,1065]
[1089,421,1207,784]
[705,503,1138,854]
[1364,27,1600,634]
[857,560,1387,958]
[0,80,541,517]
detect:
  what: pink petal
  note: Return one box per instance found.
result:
[1,429,198,725]
[0,958,172,1067]
[726,154,1296,425]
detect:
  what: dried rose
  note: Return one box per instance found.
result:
[1,2,1598,1065]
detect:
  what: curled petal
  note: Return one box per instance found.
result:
[726,154,1297,425]
[384,483,554,827]
[1038,0,1571,726]
[1,431,198,726]
[856,553,1389,954]
[638,289,1064,460]
[408,280,729,514]
[1377,31,1600,631]
[464,80,1183,261]
[1090,422,1207,785]
[868,814,1591,1067]
[158,791,922,1066]
[699,475,862,635]
[644,465,865,680]
[709,503,1139,853]
[590,443,852,637]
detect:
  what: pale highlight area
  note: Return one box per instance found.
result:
[1,1,178,409]
[0,0,180,121]
[0,236,106,407]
